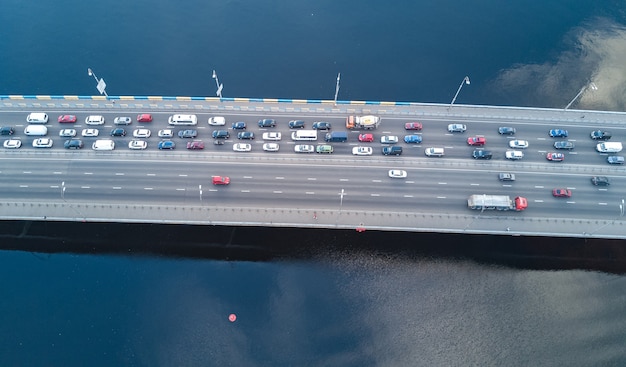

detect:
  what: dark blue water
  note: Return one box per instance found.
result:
[2,1,626,365]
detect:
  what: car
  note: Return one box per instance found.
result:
[178,129,197,138]
[467,136,486,146]
[0,126,14,136]
[316,144,333,153]
[591,176,610,186]
[262,132,282,141]
[58,115,77,123]
[128,140,148,150]
[85,115,105,125]
[546,152,565,161]
[32,138,53,148]
[64,139,83,149]
[552,188,572,197]
[212,176,230,185]
[133,129,151,138]
[505,150,524,160]
[498,173,516,181]
[233,143,251,152]
[258,119,276,127]
[262,143,280,152]
[288,120,305,129]
[352,146,373,156]
[554,141,575,150]
[113,117,132,125]
[312,121,331,130]
[232,121,246,130]
[509,139,529,149]
[92,139,115,151]
[447,124,466,132]
[549,129,568,138]
[110,128,126,137]
[404,134,422,144]
[3,139,21,149]
[382,146,403,155]
[472,149,492,159]
[607,156,625,164]
[81,128,99,137]
[186,140,205,150]
[208,116,226,126]
[590,130,611,140]
[237,131,255,140]
[213,139,225,146]
[388,169,407,178]
[404,122,423,130]
[498,127,516,135]
[294,144,315,153]
[158,129,174,138]
[212,130,230,139]
[137,114,153,123]
[380,135,399,144]
[358,133,374,142]
[158,140,176,150]
[59,129,76,137]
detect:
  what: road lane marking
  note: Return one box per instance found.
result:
[437,196,446,199]
[406,180,415,183]
[371,193,380,196]
[470,183,480,186]
[307,177,316,180]
[147,173,156,176]
[241,190,250,192]
[275,177,284,179]
[23,171,31,174]
[372,179,382,183]
[243,176,253,179]
[534,186,544,188]
[535,200,544,202]
[113,187,122,190]
[273,191,282,193]
[305,191,315,194]
[19,185,28,188]
[144,187,153,190]
[438,182,447,185]
[81,186,90,189]
[176,188,185,191]
[84,172,93,175]
[403,195,413,198]
[53,172,62,174]
[599,202,608,205]
[179,174,188,177]
[340,178,349,181]
[115,173,124,176]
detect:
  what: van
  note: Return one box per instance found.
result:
[596,142,622,153]
[168,114,198,126]
[26,112,49,124]
[291,130,318,141]
[92,139,115,151]
[24,125,48,136]
[324,131,348,142]
[425,147,445,157]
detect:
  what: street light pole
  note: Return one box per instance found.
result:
[334,73,341,106]
[87,68,110,100]
[212,70,223,99]
[449,76,470,110]
[564,82,597,110]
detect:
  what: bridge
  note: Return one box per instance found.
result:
[1,94,625,240]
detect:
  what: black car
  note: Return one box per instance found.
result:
[178,129,198,138]
[0,126,14,136]
[110,128,126,137]
[591,176,610,186]
[64,139,83,149]
[382,146,403,155]
[590,130,611,140]
[232,121,246,130]
[498,127,516,135]
[258,119,276,127]
[472,149,492,159]
[212,130,230,139]
[237,131,255,140]
[554,141,575,150]
[288,120,305,129]
[312,121,331,130]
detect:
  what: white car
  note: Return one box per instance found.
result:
[352,146,373,156]
[92,139,115,151]
[380,135,399,144]
[233,143,251,152]
[85,115,105,125]
[208,116,226,126]
[262,132,282,141]
[447,124,467,132]
[158,129,173,138]
[262,143,280,152]
[128,140,148,150]
[133,129,151,138]
[3,139,22,149]
[113,116,132,125]
[505,150,524,160]
[294,144,315,153]
[59,129,77,137]
[388,169,408,178]
[32,138,53,148]
[509,139,529,149]
[82,129,99,137]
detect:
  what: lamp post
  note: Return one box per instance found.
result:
[212,70,223,99]
[87,68,109,99]
[334,73,341,106]
[449,76,470,110]
[564,82,597,110]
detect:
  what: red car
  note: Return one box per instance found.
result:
[137,114,153,122]
[546,152,565,161]
[552,188,572,197]
[358,133,374,142]
[404,122,423,130]
[467,136,486,146]
[186,140,205,150]
[212,176,230,185]
[58,115,77,123]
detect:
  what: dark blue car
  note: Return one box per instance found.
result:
[549,129,568,138]
[232,121,246,130]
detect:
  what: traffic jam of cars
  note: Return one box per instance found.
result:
[2,112,622,190]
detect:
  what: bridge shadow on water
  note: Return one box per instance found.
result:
[0,220,625,274]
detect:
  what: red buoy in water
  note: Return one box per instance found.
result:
[228,314,237,322]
